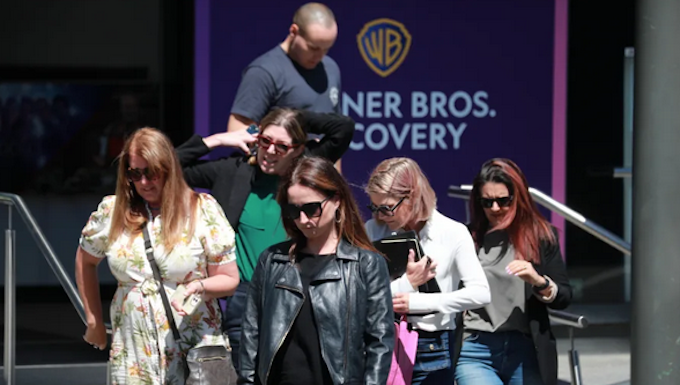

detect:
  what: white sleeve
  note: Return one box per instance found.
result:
[408,230,490,314]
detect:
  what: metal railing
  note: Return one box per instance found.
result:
[447,185,598,385]
[0,192,110,385]
[448,185,631,256]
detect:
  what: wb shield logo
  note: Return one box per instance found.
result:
[357,18,412,78]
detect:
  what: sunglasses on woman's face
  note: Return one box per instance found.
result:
[480,196,513,208]
[283,196,332,220]
[367,196,406,217]
[126,167,159,182]
[257,135,300,155]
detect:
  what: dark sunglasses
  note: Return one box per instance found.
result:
[480,196,513,208]
[257,135,300,155]
[367,196,406,217]
[126,167,159,182]
[283,196,333,220]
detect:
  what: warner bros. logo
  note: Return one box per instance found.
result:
[357,18,412,78]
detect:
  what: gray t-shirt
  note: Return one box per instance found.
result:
[230,45,342,124]
[464,230,530,336]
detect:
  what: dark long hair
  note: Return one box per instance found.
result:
[469,158,555,264]
[277,156,378,259]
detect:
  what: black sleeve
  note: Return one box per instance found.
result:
[299,111,355,163]
[361,252,395,385]
[538,230,572,310]
[231,66,277,123]
[238,252,268,385]
[175,134,221,189]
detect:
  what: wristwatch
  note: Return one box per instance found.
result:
[533,275,551,291]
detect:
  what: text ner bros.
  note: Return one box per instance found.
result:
[342,91,496,151]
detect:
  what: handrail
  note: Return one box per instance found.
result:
[613,167,631,178]
[448,185,632,256]
[548,309,589,329]
[0,193,87,323]
[1,192,112,385]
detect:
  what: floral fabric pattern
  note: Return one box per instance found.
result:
[80,193,235,384]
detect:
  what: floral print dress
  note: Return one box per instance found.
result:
[80,193,236,385]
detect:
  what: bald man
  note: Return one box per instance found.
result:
[227,2,343,170]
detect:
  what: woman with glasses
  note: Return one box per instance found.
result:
[75,128,239,383]
[455,158,572,385]
[239,156,394,385]
[175,108,354,369]
[364,157,490,385]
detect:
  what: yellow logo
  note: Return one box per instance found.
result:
[357,18,412,78]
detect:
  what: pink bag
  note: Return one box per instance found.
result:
[387,316,418,385]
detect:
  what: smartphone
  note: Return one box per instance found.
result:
[246,124,259,156]
[171,284,202,315]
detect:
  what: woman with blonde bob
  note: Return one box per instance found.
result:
[76,127,239,384]
[364,157,490,385]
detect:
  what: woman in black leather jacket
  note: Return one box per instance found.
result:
[238,157,395,385]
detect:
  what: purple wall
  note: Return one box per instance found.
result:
[195,0,568,247]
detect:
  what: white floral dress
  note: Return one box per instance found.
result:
[80,193,236,385]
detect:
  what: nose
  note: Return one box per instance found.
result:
[490,202,501,211]
[265,143,277,155]
[297,211,310,224]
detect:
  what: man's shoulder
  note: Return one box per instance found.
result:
[245,45,288,73]
[322,54,340,73]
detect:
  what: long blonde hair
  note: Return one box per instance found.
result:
[365,157,437,225]
[109,127,198,250]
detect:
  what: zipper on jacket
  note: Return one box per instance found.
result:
[344,261,352,375]
[265,286,304,384]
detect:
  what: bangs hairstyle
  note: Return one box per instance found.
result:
[365,157,436,225]
[248,108,307,165]
[110,127,198,251]
[277,156,377,260]
[469,158,555,264]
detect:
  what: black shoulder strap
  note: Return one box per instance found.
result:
[142,225,182,342]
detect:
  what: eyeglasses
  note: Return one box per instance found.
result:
[257,135,300,155]
[282,196,333,220]
[126,167,159,182]
[367,196,406,217]
[480,196,513,208]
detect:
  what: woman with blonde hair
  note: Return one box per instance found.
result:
[364,157,490,385]
[76,127,239,384]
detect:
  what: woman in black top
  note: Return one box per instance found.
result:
[175,109,354,369]
[238,156,394,385]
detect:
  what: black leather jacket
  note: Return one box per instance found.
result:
[238,240,394,385]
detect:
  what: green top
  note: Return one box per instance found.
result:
[235,172,288,281]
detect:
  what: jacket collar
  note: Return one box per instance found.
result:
[271,239,359,262]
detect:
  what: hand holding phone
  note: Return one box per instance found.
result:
[246,124,259,156]
[171,284,203,315]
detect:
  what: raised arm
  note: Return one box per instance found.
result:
[176,131,256,189]
[299,111,355,163]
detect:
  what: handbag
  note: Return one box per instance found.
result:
[387,315,418,385]
[142,225,238,385]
